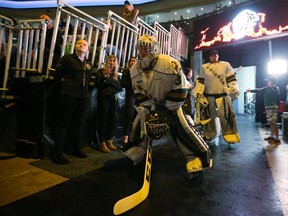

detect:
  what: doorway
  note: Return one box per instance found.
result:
[232,66,256,114]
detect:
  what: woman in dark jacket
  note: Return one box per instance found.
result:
[50,39,92,164]
[95,55,122,152]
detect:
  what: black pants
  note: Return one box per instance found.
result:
[123,94,136,136]
[97,95,117,142]
[54,94,88,154]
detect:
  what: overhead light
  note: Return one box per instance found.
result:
[268,60,288,74]
[0,0,156,9]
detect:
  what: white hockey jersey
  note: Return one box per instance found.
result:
[198,61,236,95]
[131,54,188,111]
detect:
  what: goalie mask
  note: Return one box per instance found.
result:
[137,34,160,69]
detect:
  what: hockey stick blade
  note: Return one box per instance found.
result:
[113,138,152,215]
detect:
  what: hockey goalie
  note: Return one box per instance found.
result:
[122,34,212,176]
[194,49,240,144]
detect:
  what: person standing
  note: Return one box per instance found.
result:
[246,76,281,145]
[39,14,64,143]
[121,56,137,146]
[122,35,212,177]
[95,55,122,153]
[39,14,63,70]
[194,50,240,144]
[49,39,92,164]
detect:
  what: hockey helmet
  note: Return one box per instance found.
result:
[137,34,160,58]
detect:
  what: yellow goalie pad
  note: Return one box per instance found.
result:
[223,133,240,143]
[193,81,205,98]
[186,157,213,173]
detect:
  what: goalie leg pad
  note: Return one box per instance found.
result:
[174,107,210,153]
[186,157,202,173]
[124,137,149,165]
[223,133,240,143]
[217,97,240,143]
[186,156,213,173]
[171,107,212,168]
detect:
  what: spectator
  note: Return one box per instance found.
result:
[49,39,92,164]
[230,0,236,6]
[92,19,120,63]
[59,17,66,32]
[122,1,139,25]
[246,76,281,145]
[59,18,74,35]
[39,14,64,141]
[183,67,195,117]
[120,56,137,147]
[39,14,63,70]
[95,55,122,153]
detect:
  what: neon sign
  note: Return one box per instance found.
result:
[195,9,288,49]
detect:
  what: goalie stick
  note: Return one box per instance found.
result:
[113,106,152,215]
[113,137,152,215]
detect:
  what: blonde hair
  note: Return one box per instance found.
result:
[105,55,119,76]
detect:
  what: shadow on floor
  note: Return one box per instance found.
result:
[0,115,284,216]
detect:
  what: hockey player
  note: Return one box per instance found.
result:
[122,35,212,176]
[194,50,240,144]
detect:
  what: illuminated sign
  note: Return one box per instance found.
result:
[195,9,288,49]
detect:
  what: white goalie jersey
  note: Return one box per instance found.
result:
[198,61,238,95]
[130,54,189,111]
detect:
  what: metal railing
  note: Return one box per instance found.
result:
[178,27,189,60]
[106,10,139,68]
[0,15,15,97]
[154,22,170,56]
[46,0,108,77]
[0,0,190,95]
[14,19,47,78]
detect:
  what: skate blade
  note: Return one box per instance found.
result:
[188,171,202,180]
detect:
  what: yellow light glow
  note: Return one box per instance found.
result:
[268,60,288,74]
[195,9,288,49]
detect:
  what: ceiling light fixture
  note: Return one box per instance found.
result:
[0,0,156,9]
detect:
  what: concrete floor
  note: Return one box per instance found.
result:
[258,127,288,216]
[0,114,287,215]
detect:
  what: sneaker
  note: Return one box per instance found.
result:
[264,136,274,141]
[269,139,281,145]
